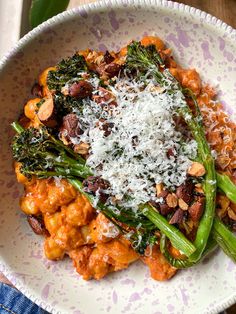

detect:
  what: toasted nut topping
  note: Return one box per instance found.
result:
[169,208,183,224]
[27,215,48,236]
[61,86,69,96]
[156,183,163,196]
[37,98,54,121]
[188,198,204,222]
[95,55,104,65]
[166,193,178,208]
[69,81,93,99]
[217,194,230,210]
[74,142,89,155]
[159,203,172,216]
[228,208,236,221]
[178,198,189,210]
[195,184,204,194]
[188,162,206,177]
[176,181,194,204]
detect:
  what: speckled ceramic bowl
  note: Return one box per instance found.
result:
[0,1,236,313]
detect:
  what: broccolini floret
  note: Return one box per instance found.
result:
[47,54,88,90]
[12,123,91,179]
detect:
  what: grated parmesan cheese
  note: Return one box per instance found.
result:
[78,75,197,208]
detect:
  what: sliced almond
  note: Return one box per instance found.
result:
[74,142,89,155]
[195,184,204,194]
[61,86,69,96]
[188,162,206,177]
[178,198,189,210]
[228,208,236,221]
[37,98,54,121]
[156,183,163,196]
[95,55,104,65]
[217,194,230,211]
[166,193,178,208]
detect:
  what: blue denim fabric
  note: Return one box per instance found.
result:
[0,283,49,314]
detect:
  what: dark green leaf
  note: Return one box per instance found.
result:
[30,0,70,29]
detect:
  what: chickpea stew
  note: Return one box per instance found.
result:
[11,36,236,281]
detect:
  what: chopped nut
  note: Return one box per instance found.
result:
[217,194,230,210]
[216,194,230,218]
[149,86,165,93]
[195,183,204,194]
[159,203,172,216]
[169,208,183,224]
[105,63,121,78]
[95,55,104,65]
[74,142,89,155]
[69,81,93,99]
[86,51,99,63]
[188,162,206,177]
[27,215,48,236]
[37,98,54,121]
[166,193,178,208]
[103,51,115,64]
[59,113,83,145]
[228,208,236,221]
[61,85,69,96]
[178,198,189,210]
[189,198,205,222]
[176,181,194,203]
[156,183,163,196]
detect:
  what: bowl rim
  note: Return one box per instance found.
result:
[0,1,236,313]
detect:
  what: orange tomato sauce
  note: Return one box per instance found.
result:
[14,36,236,280]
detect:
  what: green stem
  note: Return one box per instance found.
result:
[141,204,196,257]
[216,172,236,203]
[11,122,24,134]
[51,137,85,164]
[179,105,216,263]
[212,217,236,263]
[160,234,217,268]
[55,166,92,179]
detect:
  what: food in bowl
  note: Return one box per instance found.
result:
[11,36,236,281]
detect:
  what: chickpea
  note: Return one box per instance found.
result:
[44,212,63,236]
[20,196,40,215]
[54,225,85,250]
[63,194,94,227]
[44,237,65,260]
[42,180,76,214]
[80,225,94,244]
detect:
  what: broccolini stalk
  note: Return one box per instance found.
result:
[11,122,91,179]
[212,217,236,262]
[126,41,216,262]
[181,91,236,264]
[140,204,196,257]
[68,178,157,255]
[216,172,236,203]
[179,105,216,263]
[72,178,196,257]
[160,234,217,268]
[12,121,195,256]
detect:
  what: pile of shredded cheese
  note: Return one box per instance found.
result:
[77,76,197,208]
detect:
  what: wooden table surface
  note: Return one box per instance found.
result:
[1,0,235,312]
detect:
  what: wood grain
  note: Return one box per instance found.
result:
[175,0,236,28]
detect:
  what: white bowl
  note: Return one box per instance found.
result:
[0,1,236,313]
